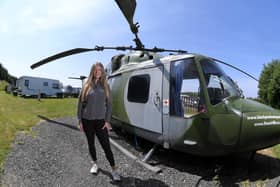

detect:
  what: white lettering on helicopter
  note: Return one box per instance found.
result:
[254,120,280,126]
[247,115,280,120]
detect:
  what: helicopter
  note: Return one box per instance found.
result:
[30,0,280,159]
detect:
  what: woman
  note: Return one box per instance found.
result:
[77,62,120,181]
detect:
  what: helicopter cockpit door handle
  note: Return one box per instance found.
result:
[153,92,161,107]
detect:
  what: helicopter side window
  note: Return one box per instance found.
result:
[127,74,150,103]
[170,59,203,118]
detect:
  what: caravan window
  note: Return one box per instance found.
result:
[170,58,204,118]
[24,80,29,87]
[52,83,59,89]
[127,75,150,103]
[43,82,48,86]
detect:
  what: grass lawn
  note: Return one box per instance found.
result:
[0,91,77,170]
[272,144,280,158]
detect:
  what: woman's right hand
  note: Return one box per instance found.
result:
[78,122,84,132]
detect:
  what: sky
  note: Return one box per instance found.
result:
[1,0,280,98]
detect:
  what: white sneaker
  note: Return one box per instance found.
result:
[111,170,121,181]
[90,163,98,174]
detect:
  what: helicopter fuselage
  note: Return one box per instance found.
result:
[107,52,280,156]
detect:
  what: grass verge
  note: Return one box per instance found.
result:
[0,91,76,173]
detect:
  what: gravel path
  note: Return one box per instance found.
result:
[2,116,280,187]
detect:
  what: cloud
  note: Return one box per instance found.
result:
[0,0,110,34]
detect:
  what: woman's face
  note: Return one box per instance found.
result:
[94,65,102,79]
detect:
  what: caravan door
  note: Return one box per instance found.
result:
[125,66,163,133]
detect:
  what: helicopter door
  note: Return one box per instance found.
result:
[125,67,163,133]
[199,58,242,146]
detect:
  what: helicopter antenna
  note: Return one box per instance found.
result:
[115,0,144,49]
[30,45,187,69]
[211,57,259,82]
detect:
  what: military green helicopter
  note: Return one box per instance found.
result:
[31,0,280,158]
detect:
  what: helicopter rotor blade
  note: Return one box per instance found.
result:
[30,45,187,70]
[68,77,82,80]
[115,0,136,33]
[212,58,259,82]
[30,48,96,69]
[79,76,87,80]
[115,0,144,48]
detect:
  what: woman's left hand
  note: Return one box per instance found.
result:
[102,121,112,132]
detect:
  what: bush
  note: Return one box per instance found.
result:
[0,81,8,91]
[258,60,280,109]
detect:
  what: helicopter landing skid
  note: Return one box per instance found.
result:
[141,144,159,163]
[109,138,162,173]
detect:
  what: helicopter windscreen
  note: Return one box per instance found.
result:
[170,58,243,117]
[200,59,242,105]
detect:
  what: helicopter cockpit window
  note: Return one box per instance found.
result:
[170,58,203,118]
[127,75,150,103]
[200,59,241,105]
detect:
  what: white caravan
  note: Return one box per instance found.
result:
[16,76,63,98]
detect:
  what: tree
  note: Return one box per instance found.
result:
[258,60,280,108]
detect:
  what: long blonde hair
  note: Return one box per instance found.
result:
[81,62,109,103]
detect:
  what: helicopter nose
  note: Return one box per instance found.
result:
[239,99,280,151]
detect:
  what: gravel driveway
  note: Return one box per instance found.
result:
[2,116,280,187]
